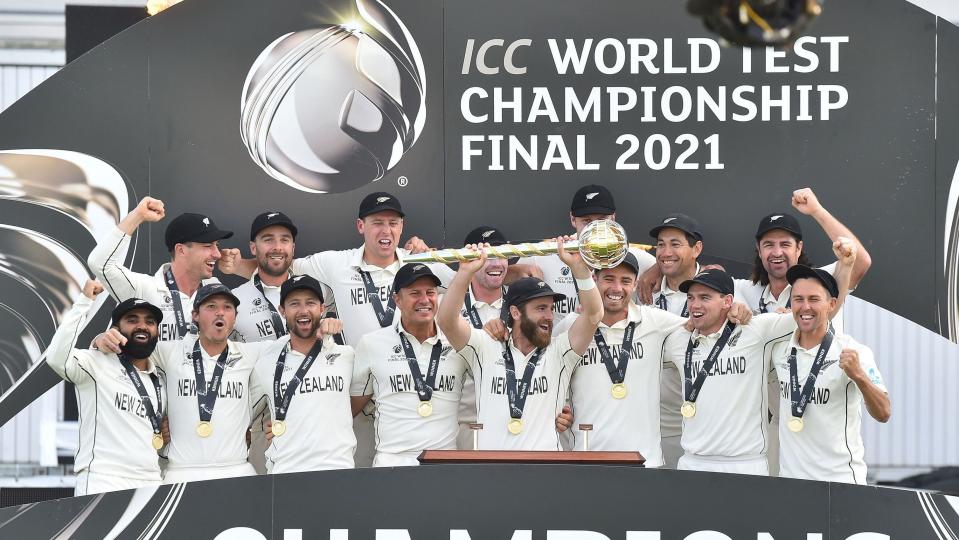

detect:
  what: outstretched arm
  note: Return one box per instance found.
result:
[87,197,165,300]
[437,245,488,351]
[560,238,603,355]
[792,188,871,288]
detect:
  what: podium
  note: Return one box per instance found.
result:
[417,450,645,466]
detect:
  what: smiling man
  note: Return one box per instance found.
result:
[88,196,233,342]
[48,280,166,495]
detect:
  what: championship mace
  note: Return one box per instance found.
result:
[405,220,634,270]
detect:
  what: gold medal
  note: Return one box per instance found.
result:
[151,433,164,450]
[272,420,287,437]
[417,401,433,418]
[507,418,523,435]
[610,383,628,400]
[788,417,805,433]
[196,421,213,438]
[680,401,697,418]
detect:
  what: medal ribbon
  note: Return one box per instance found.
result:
[163,266,190,338]
[359,270,396,328]
[273,339,324,421]
[463,291,484,329]
[118,354,163,437]
[758,285,792,314]
[253,274,287,338]
[192,340,229,424]
[502,343,545,419]
[788,331,834,419]
[593,322,636,385]
[656,293,689,317]
[683,322,736,403]
[398,332,443,402]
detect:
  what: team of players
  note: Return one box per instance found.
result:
[46,185,890,495]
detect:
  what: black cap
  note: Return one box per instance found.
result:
[787,265,839,298]
[280,274,325,305]
[616,252,641,275]
[393,263,442,292]
[570,184,616,217]
[193,283,240,310]
[649,213,703,242]
[111,298,163,327]
[164,213,233,251]
[250,211,298,241]
[679,269,735,296]
[358,192,404,219]
[755,213,803,241]
[464,226,508,246]
[502,277,567,312]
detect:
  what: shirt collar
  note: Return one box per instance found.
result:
[250,268,290,290]
[468,284,504,310]
[599,303,642,329]
[788,330,839,356]
[350,245,404,274]
[395,319,444,345]
[659,262,701,296]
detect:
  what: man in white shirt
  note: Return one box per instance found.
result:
[250,275,357,473]
[98,283,264,483]
[647,213,704,469]
[771,265,890,484]
[661,238,856,475]
[219,192,451,467]
[48,281,166,495]
[518,184,656,324]
[455,226,510,449]
[350,264,468,467]
[87,196,232,341]
[438,240,602,451]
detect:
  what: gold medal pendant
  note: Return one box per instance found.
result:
[151,433,164,450]
[507,418,524,435]
[272,420,287,437]
[610,383,628,400]
[680,401,697,418]
[788,417,805,433]
[196,421,213,438]
[417,401,433,418]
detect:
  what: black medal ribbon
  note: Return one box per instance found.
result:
[758,285,792,314]
[253,274,287,338]
[163,266,190,338]
[118,354,163,436]
[464,291,483,329]
[398,333,443,402]
[656,293,689,317]
[502,343,545,419]
[593,322,636,385]
[359,270,396,327]
[683,322,736,403]
[273,339,324,421]
[192,340,229,424]
[788,331,835,419]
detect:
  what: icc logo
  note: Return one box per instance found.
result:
[240,0,426,194]
[393,345,402,354]
[561,267,570,276]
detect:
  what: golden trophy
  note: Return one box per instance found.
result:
[404,219,633,270]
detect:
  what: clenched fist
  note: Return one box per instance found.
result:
[83,279,104,300]
[791,188,823,216]
[218,248,241,275]
[134,197,166,223]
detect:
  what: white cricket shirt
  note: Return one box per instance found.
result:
[250,335,357,473]
[734,262,846,334]
[662,313,796,458]
[457,328,581,451]
[46,295,165,482]
[771,332,886,484]
[351,322,467,466]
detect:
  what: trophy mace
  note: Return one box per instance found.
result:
[404,219,632,270]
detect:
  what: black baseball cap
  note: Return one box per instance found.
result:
[755,213,803,241]
[393,263,442,292]
[649,213,703,242]
[570,184,616,217]
[193,283,240,310]
[464,226,508,246]
[280,274,325,305]
[502,277,566,312]
[111,298,163,327]
[164,213,233,251]
[680,269,735,296]
[787,265,839,298]
[358,192,404,219]
[250,211,298,241]
[598,251,640,276]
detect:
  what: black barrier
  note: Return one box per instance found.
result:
[0,466,955,539]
